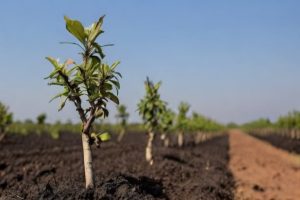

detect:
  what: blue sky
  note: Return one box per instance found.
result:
[0,0,300,124]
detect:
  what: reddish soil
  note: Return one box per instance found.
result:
[229,130,300,200]
[255,134,300,154]
[0,132,234,199]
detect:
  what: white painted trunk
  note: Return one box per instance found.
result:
[178,132,184,147]
[164,137,170,147]
[82,133,94,189]
[160,133,169,147]
[117,129,125,142]
[0,133,5,142]
[146,132,154,165]
[195,132,202,144]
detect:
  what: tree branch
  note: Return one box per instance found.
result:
[83,107,96,134]
[58,71,87,123]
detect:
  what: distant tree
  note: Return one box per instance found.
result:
[46,16,121,189]
[37,113,47,125]
[55,120,62,125]
[176,102,190,147]
[66,119,73,125]
[276,111,300,138]
[243,118,272,130]
[0,101,13,141]
[24,119,34,124]
[138,78,166,165]
[116,104,129,142]
[227,122,239,129]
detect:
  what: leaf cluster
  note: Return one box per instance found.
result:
[276,111,300,130]
[45,16,121,132]
[242,118,272,130]
[116,104,129,127]
[176,102,190,131]
[138,78,166,132]
[37,113,47,125]
[160,108,175,133]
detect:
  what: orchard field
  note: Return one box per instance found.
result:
[1,127,300,199]
[1,4,300,200]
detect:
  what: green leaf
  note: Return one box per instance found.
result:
[48,81,64,86]
[45,69,60,79]
[99,132,111,142]
[103,83,113,91]
[114,72,122,78]
[91,132,97,138]
[88,15,105,43]
[46,57,61,69]
[89,93,102,102]
[102,108,109,117]
[93,42,105,59]
[58,97,68,111]
[111,61,120,71]
[60,42,84,51]
[110,80,120,89]
[90,56,101,70]
[106,92,119,105]
[95,109,104,118]
[49,90,69,102]
[154,82,162,90]
[64,16,86,44]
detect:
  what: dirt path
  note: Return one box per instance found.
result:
[229,130,300,200]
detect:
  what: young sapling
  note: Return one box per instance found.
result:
[37,113,47,125]
[45,16,121,189]
[138,78,166,165]
[176,102,190,147]
[116,104,129,142]
[160,108,175,147]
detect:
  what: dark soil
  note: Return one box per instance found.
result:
[0,132,235,200]
[254,134,300,154]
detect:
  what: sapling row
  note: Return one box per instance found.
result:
[243,112,300,140]
[190,112,224,144]
[46,16,121,189]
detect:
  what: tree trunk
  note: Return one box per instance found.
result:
[291,129,296,139]
[146,132,154,165]
[117,129,125,142]
[178,132,184,147]
[82,133,94,189]
[160,133,169,147]
[195,132,202,144]
[164,136,169,147]
[0,133,6,142]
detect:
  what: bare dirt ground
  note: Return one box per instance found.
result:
[0,132,234,200]
[229,130,300,200]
